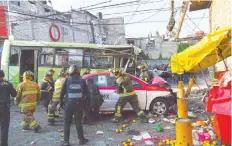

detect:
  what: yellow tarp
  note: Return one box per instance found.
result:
[171,26,232,73]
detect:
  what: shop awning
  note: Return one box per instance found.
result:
[170,26,232,73]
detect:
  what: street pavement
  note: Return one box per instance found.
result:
[8,91,209,146]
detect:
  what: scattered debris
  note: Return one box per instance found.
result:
[30,139,39,145]
[132,135,143,141]
[108,137,114,141]
[148,118,156,123]
[127,129,140,135]
[188,111,197,118]
[141,131,154,145]
[155,124,164,132]
[96,131,104,135]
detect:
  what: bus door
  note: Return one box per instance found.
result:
[19,49,39,82]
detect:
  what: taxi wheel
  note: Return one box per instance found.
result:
[150,98,169,115]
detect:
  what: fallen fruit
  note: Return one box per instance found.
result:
[61,133,64,137]
[129,142,133,146]
[212,141,217,145]
[197,120,206,126]
[116,129,120,133]
[122,142,127,145]
[127,138,132,143]
[132,120,136,123]
[120,129,123,133]
[154,115,158,118]
[158,142,163,146]
[122,124,127,128]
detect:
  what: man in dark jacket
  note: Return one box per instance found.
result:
[39,74,53,113]
[60,64,90,146]
[86,78,103,124]
[0,70,17,146]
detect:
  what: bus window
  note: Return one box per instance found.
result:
[40,48,54,66]
[92,56,113,69]
[55,48,83,67]
[84,56,91,67]
[10,47,19,66]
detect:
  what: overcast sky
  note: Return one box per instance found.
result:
[51,0,209,38]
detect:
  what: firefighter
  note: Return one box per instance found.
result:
[47,72,66,125]
[14,71,41,132]
[39,74,53,113]
[86,78,104,124]
[110,68,148,123]
[60,64,89,146]
[138,64,153,83]
[48,69,55,90]
[83,68,91,76]
[61,67,68,74]
[0,70,17,146]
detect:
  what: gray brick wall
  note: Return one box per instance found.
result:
[210,0,232,71]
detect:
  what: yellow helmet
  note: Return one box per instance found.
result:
[138,64,146,70]
[109,68,121,78]
[23,70,34,78]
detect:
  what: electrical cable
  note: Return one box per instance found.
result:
[82,0,141,11]
[186,14,202,31]
[127,0,168,24]
[191,1,211,32]
[127,0,143,23]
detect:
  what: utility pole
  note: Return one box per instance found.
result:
[174,1,189,39]
[90,20,95,43]
[7,0,12,36]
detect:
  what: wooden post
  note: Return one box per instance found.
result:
[175,1,189,39]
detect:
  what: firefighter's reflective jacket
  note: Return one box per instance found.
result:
[39,79,53,102]
[116,74,136,97]
[15,79,40,110]
[52,77,65,102]
[139,70,153,83]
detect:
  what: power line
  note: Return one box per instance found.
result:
[81,0,141,11]
[103,7,177,16]
[192,1,211,32]
[186,14,201,31]
[78,0,112,10]
[82,0,165,11]
[126,0,168,24]
[127,0,143,23]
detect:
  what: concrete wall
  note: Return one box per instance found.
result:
[210,0,232,71]
[101,17,126,45]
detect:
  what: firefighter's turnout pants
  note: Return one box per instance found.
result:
[114,94,145,119]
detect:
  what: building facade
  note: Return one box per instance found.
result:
[0,1,125,44]
[126,35,177,59]
[189,0,232,71]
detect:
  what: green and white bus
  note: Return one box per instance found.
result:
[1,40,140,88]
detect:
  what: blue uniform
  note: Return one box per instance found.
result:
[0,79,17,146]
[61,75,90,143]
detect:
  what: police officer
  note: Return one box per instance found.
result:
[110,68,148,123]
[15,71,41,132]
[47,72,66,125]
[39,74,53,113]
[138,64,153,83]
[60,64,89,146]
[86,78,103,124]
[0,70,17,146]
